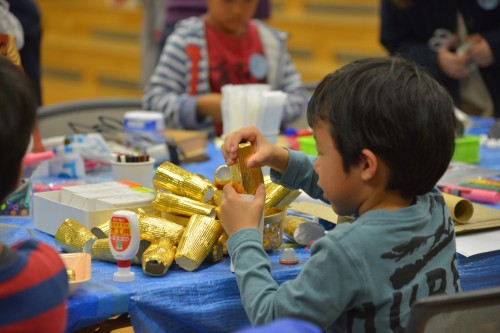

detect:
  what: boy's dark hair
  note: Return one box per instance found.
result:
[307,56,456,199]
[0,56,37,202]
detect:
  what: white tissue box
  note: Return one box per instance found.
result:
[33,189,152,236]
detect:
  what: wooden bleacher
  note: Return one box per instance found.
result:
[37,0,386,105]
[38,0,144,105]
[269,0,387,83]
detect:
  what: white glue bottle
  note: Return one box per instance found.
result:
[109,210,140,282]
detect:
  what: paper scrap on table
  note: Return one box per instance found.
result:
[289,201,338,223]
[456,229,500,257]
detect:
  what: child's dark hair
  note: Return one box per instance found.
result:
[0,57,37,202]
[307,56,456,199]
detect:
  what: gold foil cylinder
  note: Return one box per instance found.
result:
[91,221,110,239]
[160,211,190,226]
[152,192,216,218]
[142,239,176,276]
[230,142,264,195]
[135,206,162,217]
[214,165,231,190]
[175,214,223,271]
[204,242,224,263]
[264,182,293,213]
[138,215,185,244]
[67,269,76,282]
[90,238,144,265]
[210,189,224,207]
[283,216,310,240]
[90,238,116,263]
[219,232,229,256]
[55,218,97,253]
[274,190,301,210]
[154,162,216,202]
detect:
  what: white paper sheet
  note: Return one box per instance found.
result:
[455,229,500,257]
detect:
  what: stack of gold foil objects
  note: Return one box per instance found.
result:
[55,142,301,277]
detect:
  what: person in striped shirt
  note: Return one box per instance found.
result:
[143,0,307,137]
[0,56,68,332]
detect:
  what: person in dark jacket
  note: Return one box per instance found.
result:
[380,0,500,117]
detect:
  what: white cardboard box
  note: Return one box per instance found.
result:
[33,190,150,236]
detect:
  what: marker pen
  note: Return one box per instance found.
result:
[439,185,500,204]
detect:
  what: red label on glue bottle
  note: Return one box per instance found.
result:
[109,210,140,282]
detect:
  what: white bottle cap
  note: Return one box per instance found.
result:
[113,261,135,282]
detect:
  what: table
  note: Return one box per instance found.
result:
[3,134,500,332]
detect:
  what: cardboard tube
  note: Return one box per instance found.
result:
[442,193,474,224]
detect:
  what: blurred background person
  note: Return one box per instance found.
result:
[380,0,500,117]
[143,0,306,136]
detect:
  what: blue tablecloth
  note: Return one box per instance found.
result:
[2,137,500,332]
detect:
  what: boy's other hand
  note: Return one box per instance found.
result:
[220,183,266,236]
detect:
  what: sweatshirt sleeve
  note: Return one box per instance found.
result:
[227,228,365,329]
[270,149,325,201]
[142,25,212,130]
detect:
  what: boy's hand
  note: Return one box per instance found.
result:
[222,126,275,167]
[220,183,266,236]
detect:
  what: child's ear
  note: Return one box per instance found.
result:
[359,149,378,181]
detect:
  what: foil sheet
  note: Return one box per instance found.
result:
[175,214,223,271]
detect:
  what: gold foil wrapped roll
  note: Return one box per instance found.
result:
[214,165,231,190]
[230,142,264,195]
[142,239,176,276]
[55,218,97,253]
[219,232,229,256]
[204,242,224,263]
[175,214,223,271]
[160,211,190,226]
[135,207,162,217]
[90,238,145,265]
[138,215,185,244]
[67,269,76,282]
[283,216,310,240]
[264,182,293,213]
[152,192,216,218]
[90,238,116,263]
[273,190,301,210]
[154,162,216,203]
[210,189,224,207]
[91,221,110,239]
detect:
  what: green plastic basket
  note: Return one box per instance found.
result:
[297,136,317,156]
[452,136,480,164]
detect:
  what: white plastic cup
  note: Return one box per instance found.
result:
[110,158,155,189]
